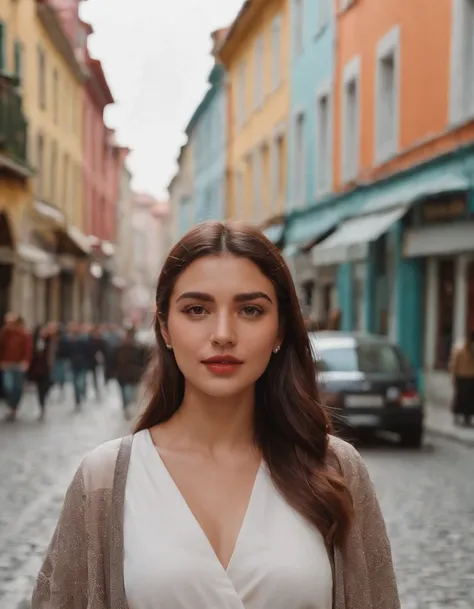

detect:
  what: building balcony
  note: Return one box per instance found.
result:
[0,73,31,179]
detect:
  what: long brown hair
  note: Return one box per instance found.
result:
[135,221,353,545]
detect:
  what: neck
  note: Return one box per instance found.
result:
[165,383,256,453]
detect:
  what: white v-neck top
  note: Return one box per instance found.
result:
[123,429,333,609]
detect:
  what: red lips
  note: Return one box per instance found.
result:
[201,355,243,376]
[201,355,243,364]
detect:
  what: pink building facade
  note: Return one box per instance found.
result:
[48,0,129,321]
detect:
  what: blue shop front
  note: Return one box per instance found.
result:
[307,147,474,393]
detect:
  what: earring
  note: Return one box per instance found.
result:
[273,345,280,354]
[165,344,172,350]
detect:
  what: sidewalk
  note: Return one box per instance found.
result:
[424,403,474,447]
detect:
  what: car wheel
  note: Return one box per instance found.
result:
[399,425,424,448]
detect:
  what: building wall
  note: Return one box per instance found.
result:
[115,165,134,286]
[169,138,196,240]
[194,69,227,223]
[18,0,84,231]
[287,0,335,209]
[332,0,472,190]
[222,0,290,222]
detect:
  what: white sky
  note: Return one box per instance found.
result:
[80,0,244,199]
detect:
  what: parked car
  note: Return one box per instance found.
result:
[309,331,424,448]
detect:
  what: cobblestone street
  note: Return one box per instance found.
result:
[0,389,472,609]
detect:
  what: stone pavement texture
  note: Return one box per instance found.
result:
[0,385,473,609]
[424,403,474,447]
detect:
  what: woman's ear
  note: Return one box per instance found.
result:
[158,318,172,350]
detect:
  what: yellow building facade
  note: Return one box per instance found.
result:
[219,0,290,225]
[0,0,88,325]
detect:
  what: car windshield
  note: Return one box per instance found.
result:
[312,341,411,375]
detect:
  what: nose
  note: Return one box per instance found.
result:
[210,311,236,347]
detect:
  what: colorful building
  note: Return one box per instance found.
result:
[284,0,337,320]
[186,29,228,225]
[0,1,32,323]
[219,0,290,240]
[168,137,196,241]
[284,0,474,407]
[0,0,90,326]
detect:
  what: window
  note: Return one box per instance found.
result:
[271,133,286,211]
[294,0,304,55]
[253,147,264,222]
[317,0,331,31]
[236,61,246,126]
[342,57,360,183]
[375,26,400,163]
[36,134,45,199]
[436,259,455,369]
[254,36,264,109]
[271,15,282,91]
[234,171,244,219]
[311,340,408,374]
[450,0,474,122]
[316,88,332,195]
[14,40,23,86]
[0,22,6,72]
[50,140,57,204]
[63,153,69,217]
[53,69,59,124]
[37,46,46,109]
[294,112,305,206]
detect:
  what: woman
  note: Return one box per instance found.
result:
[32,222,399,609]
[28,325,54,420]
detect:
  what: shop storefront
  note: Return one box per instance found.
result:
[402,192,474,405]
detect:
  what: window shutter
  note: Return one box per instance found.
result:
[0,23,5,72]
[14,40,22,84]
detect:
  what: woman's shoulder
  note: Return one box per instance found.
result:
[327,434,371,491]
[79,434,133,492]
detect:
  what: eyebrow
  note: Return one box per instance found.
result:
[176,291,273,304]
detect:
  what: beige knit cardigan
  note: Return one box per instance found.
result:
[32,434,400,609]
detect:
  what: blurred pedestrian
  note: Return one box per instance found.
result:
[53,323,71,401]
[69,323,89,410]
[114,328,145,418]
[86,325,105,401]
[0,314,32,421]
[449,330,474,427]
[28,325,54,421]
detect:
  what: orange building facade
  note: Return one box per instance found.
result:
[284,0,474,415]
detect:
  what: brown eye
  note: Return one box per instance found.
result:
[241,306,263,317]
[184,306,207,316]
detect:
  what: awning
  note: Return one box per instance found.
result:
[361,172,469,214]
[33,200,65,225]
[17,244,59,278]
[312,206,407,266]
[404,221,474,257]
[283,204,346,255]
[56,225,92,257]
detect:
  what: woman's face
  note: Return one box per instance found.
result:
[163,254,281,399]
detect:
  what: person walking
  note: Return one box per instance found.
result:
[115,328,146,419]
[53,323,71,401]
[28,325,54,421]
[69,323,89,410]
[0,315,32,421]
[449,330,474,427]
[86,325,105,401]
[32,221,399,609]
